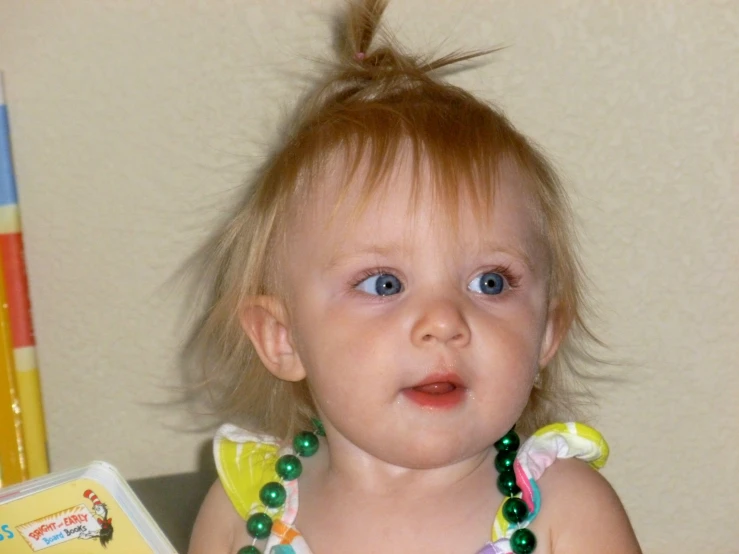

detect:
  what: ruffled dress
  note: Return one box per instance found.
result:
[214,422,609,554]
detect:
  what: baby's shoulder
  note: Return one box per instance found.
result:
[528,429,641,554]
[188,479,245,554]
[537,455,624,518]
[537,458,640,553]
[189,425,284,554]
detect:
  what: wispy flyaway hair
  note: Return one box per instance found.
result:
[182,0,598,439]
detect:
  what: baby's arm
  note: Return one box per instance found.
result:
[540,458,642,553]
[188,480,239,554]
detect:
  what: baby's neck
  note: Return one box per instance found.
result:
[314,434,495,496]
[295,436,501,554]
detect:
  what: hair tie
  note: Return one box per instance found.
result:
[354,52,366,61]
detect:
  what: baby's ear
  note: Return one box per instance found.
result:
[239,296,306,382]
[538,303,569,369]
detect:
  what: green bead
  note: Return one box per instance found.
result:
[496,469,521,496]
[275,454,302,481]
[293,431,320,457]
[237,547,260,554]
[494,430,520,452]
[259,481,287,508]
[246,512,272,540]
[311,418,326,436]
[502,497,529,524]
[494,449,517,473]
[510,528,537,554]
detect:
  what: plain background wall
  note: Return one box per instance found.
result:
[1,1,737,551]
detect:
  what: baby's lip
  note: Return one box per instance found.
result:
[409,372,466,392]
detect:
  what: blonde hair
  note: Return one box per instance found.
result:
[183,0,598,439]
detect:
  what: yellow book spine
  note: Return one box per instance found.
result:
[15,348,48,477]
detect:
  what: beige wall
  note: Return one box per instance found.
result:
[1,1,737,551]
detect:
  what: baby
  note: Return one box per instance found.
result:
[186,1,641,553]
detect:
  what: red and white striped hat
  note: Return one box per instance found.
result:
[83,489,103,507]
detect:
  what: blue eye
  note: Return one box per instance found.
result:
[355,273,403,296]
[468,272,506,295]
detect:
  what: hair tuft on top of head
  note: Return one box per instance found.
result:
[332,0,499,90]
[344,0,388,62]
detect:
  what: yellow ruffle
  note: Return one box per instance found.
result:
[532,422,609,469]
[213,424,285,520]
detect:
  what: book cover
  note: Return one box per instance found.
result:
[0,462,177,553]
[0,71,49,479]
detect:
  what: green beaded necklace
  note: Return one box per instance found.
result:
[239,422,536,554]
[238,419,325,554]
[493,429,537,554]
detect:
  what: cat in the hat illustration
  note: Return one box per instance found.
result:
[79,488,114,547]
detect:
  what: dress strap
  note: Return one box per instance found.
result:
[485,422,609,553]
[213,424,299,524]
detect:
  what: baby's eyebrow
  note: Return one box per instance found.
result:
[324,242,405,270]
[472,241,537,272]
[324,240,537,273]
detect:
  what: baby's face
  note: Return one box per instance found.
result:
[280,155,558,468]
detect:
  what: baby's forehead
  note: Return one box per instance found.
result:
[283,155,549,270]
[294,148,544,233]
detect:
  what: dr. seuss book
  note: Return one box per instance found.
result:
[0,461,177,553]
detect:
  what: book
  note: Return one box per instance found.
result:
[0,244,27,486]
[0,461,178,553]
[0,71,49,480]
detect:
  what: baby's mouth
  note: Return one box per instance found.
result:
[403,373,466,408]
